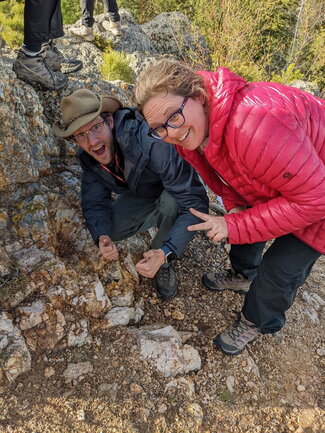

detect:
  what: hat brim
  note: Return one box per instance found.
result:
[53,95,122,138]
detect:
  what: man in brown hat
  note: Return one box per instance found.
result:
[53,88,208,300]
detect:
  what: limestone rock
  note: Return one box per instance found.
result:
[135,325,201,377]
[0,312,31,383]
[141,12,211,68]
[103,305,143,328]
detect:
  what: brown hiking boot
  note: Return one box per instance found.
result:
[13,50,67,90]
[214,313,261,355]
[41,42,83,74]
[202,268,250,294]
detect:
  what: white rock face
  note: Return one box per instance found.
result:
[0,312,31,383]
[136,325,201,378]
[104,305,143,327]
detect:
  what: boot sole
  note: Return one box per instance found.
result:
[202,275,248,295]
[69,33,95,42]
[61,62,83,74]
[13,71,67,91]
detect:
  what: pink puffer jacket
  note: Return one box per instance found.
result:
[176,68,325,254]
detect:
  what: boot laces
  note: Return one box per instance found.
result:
[158,265,172,284]
[228,319,257,342]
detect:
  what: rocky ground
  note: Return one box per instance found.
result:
[0,9,324,433]
[0,225,324,433]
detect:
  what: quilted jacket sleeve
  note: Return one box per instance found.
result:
[224,106,325,244]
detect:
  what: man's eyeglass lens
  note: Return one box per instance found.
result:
[73,121,104,143]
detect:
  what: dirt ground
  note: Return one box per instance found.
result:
[0,230,324,433]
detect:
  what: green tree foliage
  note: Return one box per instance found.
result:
[0,0,323,90]
[61,0,81,25]
[0,0,24,48]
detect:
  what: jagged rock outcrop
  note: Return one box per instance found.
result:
[0,9,209,384]
[0,7,320,386]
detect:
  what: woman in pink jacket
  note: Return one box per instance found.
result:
[135,59,325,356]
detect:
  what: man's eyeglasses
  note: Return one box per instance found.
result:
[72,120,105,145]
[148,97,189,140]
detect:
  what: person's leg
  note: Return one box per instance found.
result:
[102,0,121,35]
[202,242,266,294]
[104,0,120,22]
[243,234,321,333]
[230,242,266,281]
[69,0,95,41]
[23,0,59,52]
[41,1,83,74]
[81,0,95,27]
[48,0,64,41]
[13,0,67,90]
[110,190,180,245]
[110,190,180,300]
[215,234,321,355]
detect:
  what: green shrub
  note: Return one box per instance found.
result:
[0,0,24,48]
[271,63,304,84]
[101,49,133,82]
[61,0,81,25]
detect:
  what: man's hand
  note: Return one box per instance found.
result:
[135,249,166,278]
[187,208,228,243]
[98,235,119,261]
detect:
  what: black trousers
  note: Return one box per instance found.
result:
[230,234,321,334]
[81,0,120,27]
[24,0,64,52]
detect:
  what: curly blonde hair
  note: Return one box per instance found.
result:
[135,59,207,112]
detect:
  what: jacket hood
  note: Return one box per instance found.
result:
[198,68,246,148]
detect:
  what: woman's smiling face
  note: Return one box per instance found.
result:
[142,92,209,151]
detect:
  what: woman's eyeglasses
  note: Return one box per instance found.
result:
[148,97,189,140]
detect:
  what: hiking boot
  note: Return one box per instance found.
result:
[42,42,83,74]
[69,25,95,42]
[202,269,250,294]
[214,314,261,355]
[102,20,122,36]
[13,50,67,90]
[154,263,177,300]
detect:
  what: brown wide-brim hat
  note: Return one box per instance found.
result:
[53,88,123,138]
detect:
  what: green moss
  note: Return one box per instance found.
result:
[101,49,133,83]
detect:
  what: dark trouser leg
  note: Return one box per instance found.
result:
[230,242,266,281]
[242,234,321,334]
[80,0,95,27]
[49,0,64,40]
[24,0,61,51]
[109,190,180,247]
[103,0,120,21]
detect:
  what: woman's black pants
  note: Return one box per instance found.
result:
[230,234,321,333]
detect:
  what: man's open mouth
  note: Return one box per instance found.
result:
[92,145,106,156]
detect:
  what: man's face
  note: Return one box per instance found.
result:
[72,114,115,165]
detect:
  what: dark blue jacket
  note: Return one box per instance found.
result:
[78,108,208,257]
